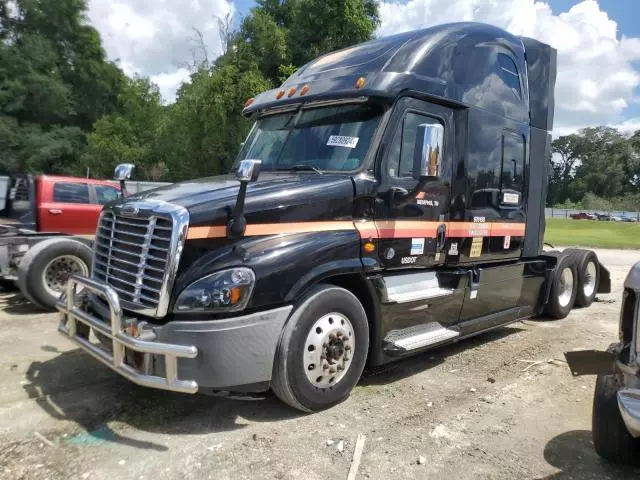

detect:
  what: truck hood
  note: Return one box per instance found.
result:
[132,172,356,226]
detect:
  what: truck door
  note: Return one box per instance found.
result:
[374,98,453,269]
[39,181,97,234]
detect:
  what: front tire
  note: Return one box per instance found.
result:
[593,373,640,465]
[17,238,92,311]
[271,285,369,412]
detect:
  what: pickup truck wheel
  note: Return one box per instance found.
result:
[271,285,369,413]
[592,373,640,465]
[544,254,577,319]
[17,238,92,311]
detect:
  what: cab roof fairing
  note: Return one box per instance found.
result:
[243,22,537,125]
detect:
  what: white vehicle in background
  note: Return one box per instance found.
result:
[566,262,640,465]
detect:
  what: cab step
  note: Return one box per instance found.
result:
[384,322,460,354]
[383,272,454,304]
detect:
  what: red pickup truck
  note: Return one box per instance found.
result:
[1,174,122,309]
[2,174,121,233]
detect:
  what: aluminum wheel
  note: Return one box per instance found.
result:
[303,312,355,389]
[583,261,597,298]
[42,255,88,298]
[558,266,574,308]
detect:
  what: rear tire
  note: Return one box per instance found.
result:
[271,285,369,412]
[544,254,577,319]
[567,249,599,307]
[592,373,640,465]
[17,238,92,311]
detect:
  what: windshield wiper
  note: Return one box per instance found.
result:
[275,165,323,175]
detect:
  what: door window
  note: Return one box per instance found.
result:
[95,185,120,205]
[386,113,444,178]
[53,182,90,204]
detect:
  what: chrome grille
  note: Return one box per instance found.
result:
[92,201,189,317]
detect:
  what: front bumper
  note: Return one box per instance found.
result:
[618,388,640,438]
[56,275,292,394]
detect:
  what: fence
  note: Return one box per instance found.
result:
[545,208,640,221]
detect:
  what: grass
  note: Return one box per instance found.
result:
[544,218,640,249]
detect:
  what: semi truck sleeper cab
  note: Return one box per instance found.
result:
[57,22,610,412]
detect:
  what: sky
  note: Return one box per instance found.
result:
[86,0,640,137]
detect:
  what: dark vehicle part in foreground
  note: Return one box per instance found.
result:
[1,174,120,310]
[57,22,611,412]
[565,262,640,465]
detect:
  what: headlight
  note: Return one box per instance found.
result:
[174,268,255,313]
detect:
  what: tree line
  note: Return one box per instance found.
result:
[0,0,379,181]
[549,127,640,211]
[1,0,639,211]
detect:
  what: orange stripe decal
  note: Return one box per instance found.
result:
[187,221,356,239]
[186,220,527,240]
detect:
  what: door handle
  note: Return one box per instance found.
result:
[436,224,446,251]
[48,209,62,215]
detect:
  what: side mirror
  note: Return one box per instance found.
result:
[114,163,135,181]
[236,159,261,183]
[228,159,261,238]
[412,123,444,180]
[114,163,135,197]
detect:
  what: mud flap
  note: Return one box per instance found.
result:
[564,349,616,376]
[598,262,611,294]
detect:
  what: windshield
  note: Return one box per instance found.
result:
[236,103,384,172]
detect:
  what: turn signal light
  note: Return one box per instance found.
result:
[288,87,297,97]
[363,242,375,253]
[276,90,285,99]
[355,77,366,89]
[300,84,310,96]
[244,97,254,108]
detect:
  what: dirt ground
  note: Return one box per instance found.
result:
[2,248,640,480]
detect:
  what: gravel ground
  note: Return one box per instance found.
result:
[1,248,640,480]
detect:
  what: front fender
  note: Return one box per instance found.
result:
[173,230,364,312]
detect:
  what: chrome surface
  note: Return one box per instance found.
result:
[414,123,444,178]
[383,271,454,304]
[558,266,574,308]
[114,163,135,180]
[92,200,189,318]
[236,159,262,182]
[385,322,460,351]
[56,275,199,394]
[583,261,597,298]
[303,312,355,388]
[618,388,640,438]
[42,254,88,298]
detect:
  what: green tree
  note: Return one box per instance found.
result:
[83,77,165,179]
[0,0,125,175]
[157,64,271,181]
[288,0,380,67]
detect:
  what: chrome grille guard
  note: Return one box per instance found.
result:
[57,275,199,394]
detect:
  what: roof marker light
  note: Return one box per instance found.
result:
[276,90,285,99]
[288,87,297,97]
[244,97,254,108]
[355,77,366,89]
[300,85,310,96]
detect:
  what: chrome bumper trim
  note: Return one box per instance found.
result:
[618,388,640,438]
[56,275,199,394]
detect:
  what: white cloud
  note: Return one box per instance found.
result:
[85,0,640,135]
[378,0,640,135]
[87,0,234,102]
[151,68,192,103]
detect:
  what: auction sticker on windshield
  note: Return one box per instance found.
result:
[327,135,359,148]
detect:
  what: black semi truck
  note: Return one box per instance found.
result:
[57,22,610,412]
